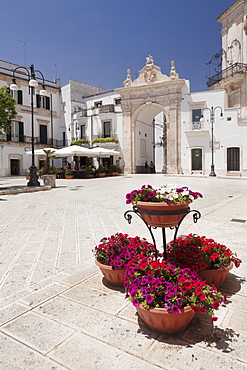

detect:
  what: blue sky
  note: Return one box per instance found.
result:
[1,0,234,92]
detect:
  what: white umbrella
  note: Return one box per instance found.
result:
[26,148,58,156]
[87,147,120,157]
[54,145,91,157]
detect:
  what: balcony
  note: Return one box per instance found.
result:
[98,104,115,114]
[74,109,87,118]
[207,62,247,88]
[0,135,57,147]
[184,122,209,137]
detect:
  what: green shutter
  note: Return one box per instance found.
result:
[36,94,40,108]
[18,90,23,105]
[46,96,50,110]
[40,125,47,144]
[19,122,24,142]
[6,122,12,141]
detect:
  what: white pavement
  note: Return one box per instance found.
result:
[0,174,247,369]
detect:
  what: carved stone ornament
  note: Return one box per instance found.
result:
[170,60,179,80]
[129,55,170,87]
[123,69,132,87]
[244,20,247,35]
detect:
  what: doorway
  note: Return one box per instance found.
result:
[11,159,20,175]
[191,148,202,172]
[227,147,240,171]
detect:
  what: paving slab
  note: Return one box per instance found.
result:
[0,311,75,354]
[48,331,164,370]
[0,332,67,370]
[0,175,247,369]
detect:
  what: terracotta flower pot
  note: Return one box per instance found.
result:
[65,175,74,179]
[198,261,233,287]
[137,304,195,334]
[95,259,125,286]
[136,201,191,228]
[97,173,106,177]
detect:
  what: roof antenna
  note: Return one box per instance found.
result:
[18,40,26,67]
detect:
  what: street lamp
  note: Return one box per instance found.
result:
[10,64,48,186]
[201,106,223,177]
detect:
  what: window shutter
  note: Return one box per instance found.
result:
[36,94,41,108]
[18,90,23,105]
[19,122,24,142]
[7,122,11,141]
[40,125,47,144]
[46,96,50,110]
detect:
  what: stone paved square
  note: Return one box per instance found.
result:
[0,175,247,369]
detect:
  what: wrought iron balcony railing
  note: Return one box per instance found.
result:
[207,62,247,87]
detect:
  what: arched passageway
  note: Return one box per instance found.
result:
[116,56,186,174]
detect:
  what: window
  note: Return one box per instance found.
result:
[192,109,202,130]
[62,131,66,146]
[7,121,24,142]
[40,124,47,144]
[80,125,85,139]
[11,90,23,105]
[227,147,240,171]
[115,98,121,105]
[36,95,50,110]
[103,121,111,138]
[94,101,102,107]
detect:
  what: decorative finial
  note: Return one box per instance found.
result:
[123,69,132,87]
[146,55,154,65]
[170,60,179,79]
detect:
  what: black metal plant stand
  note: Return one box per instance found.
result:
[124,205,201,261]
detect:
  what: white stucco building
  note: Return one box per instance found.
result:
[0,0,247,177]
[0,60,62,176]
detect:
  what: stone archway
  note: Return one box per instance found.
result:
[116,56,186,174]
[132,102,168,173]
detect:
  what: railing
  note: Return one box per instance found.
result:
[75,109,87,117]
[207,62,247,87]
[98,104,115,114]
[0,135,57,147]
[191,122,202,131]
[184,122,205,132]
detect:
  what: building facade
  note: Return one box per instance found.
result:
[1,0,247,177]
[0,60,62,176]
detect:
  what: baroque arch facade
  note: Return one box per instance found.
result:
[116,56,186,174]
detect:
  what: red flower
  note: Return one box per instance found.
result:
[212,301,219,309]
[210,253,220,261]
[210,317,218,322]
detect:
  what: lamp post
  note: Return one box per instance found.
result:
[201,106,223,177]
[10,64,48,186]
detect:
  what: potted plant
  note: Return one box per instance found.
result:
[92,137,119,145]
[124,256,226,333]
[126,184,203,228]
[96,166,106,177]
[109,164,119,176]
[84,166,94,178]
[167,234,242,286]
[93,233,157,286]
[39,150,57,187]
[65,169,74,179]
[25,170,30,180]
